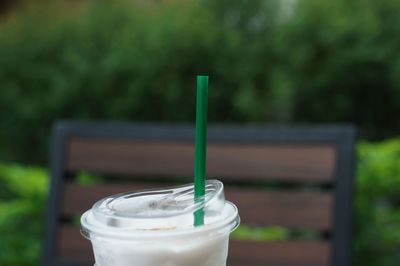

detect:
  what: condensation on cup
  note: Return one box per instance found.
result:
[81,180,240,266]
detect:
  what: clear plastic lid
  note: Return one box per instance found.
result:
[81,180,239,240]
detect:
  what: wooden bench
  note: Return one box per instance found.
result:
[42,122,355,266]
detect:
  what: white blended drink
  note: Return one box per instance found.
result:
[81,180,240,266]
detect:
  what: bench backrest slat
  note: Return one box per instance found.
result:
[67,138,336,182]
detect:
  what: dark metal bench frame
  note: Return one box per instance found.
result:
[43,121,355,266]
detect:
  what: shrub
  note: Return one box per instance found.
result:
[1,0,400,163]
[0,0,281,163]
[0,164,48,266]
[277,0,400,138]
[354,139,400,266]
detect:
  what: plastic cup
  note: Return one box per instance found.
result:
[81,180,240,266]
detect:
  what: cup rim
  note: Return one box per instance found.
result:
[80,180,240,241]
[81,201,239,240]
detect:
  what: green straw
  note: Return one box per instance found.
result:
[194,75,208,226]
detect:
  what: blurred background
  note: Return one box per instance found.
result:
[0,0,399,265]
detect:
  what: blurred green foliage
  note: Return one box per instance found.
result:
[0,0,400,163]
[0,139,399,266]
[355,139,400,266]
[278,0,400,137]
[232,224,289,241]
[0,164,47,266]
